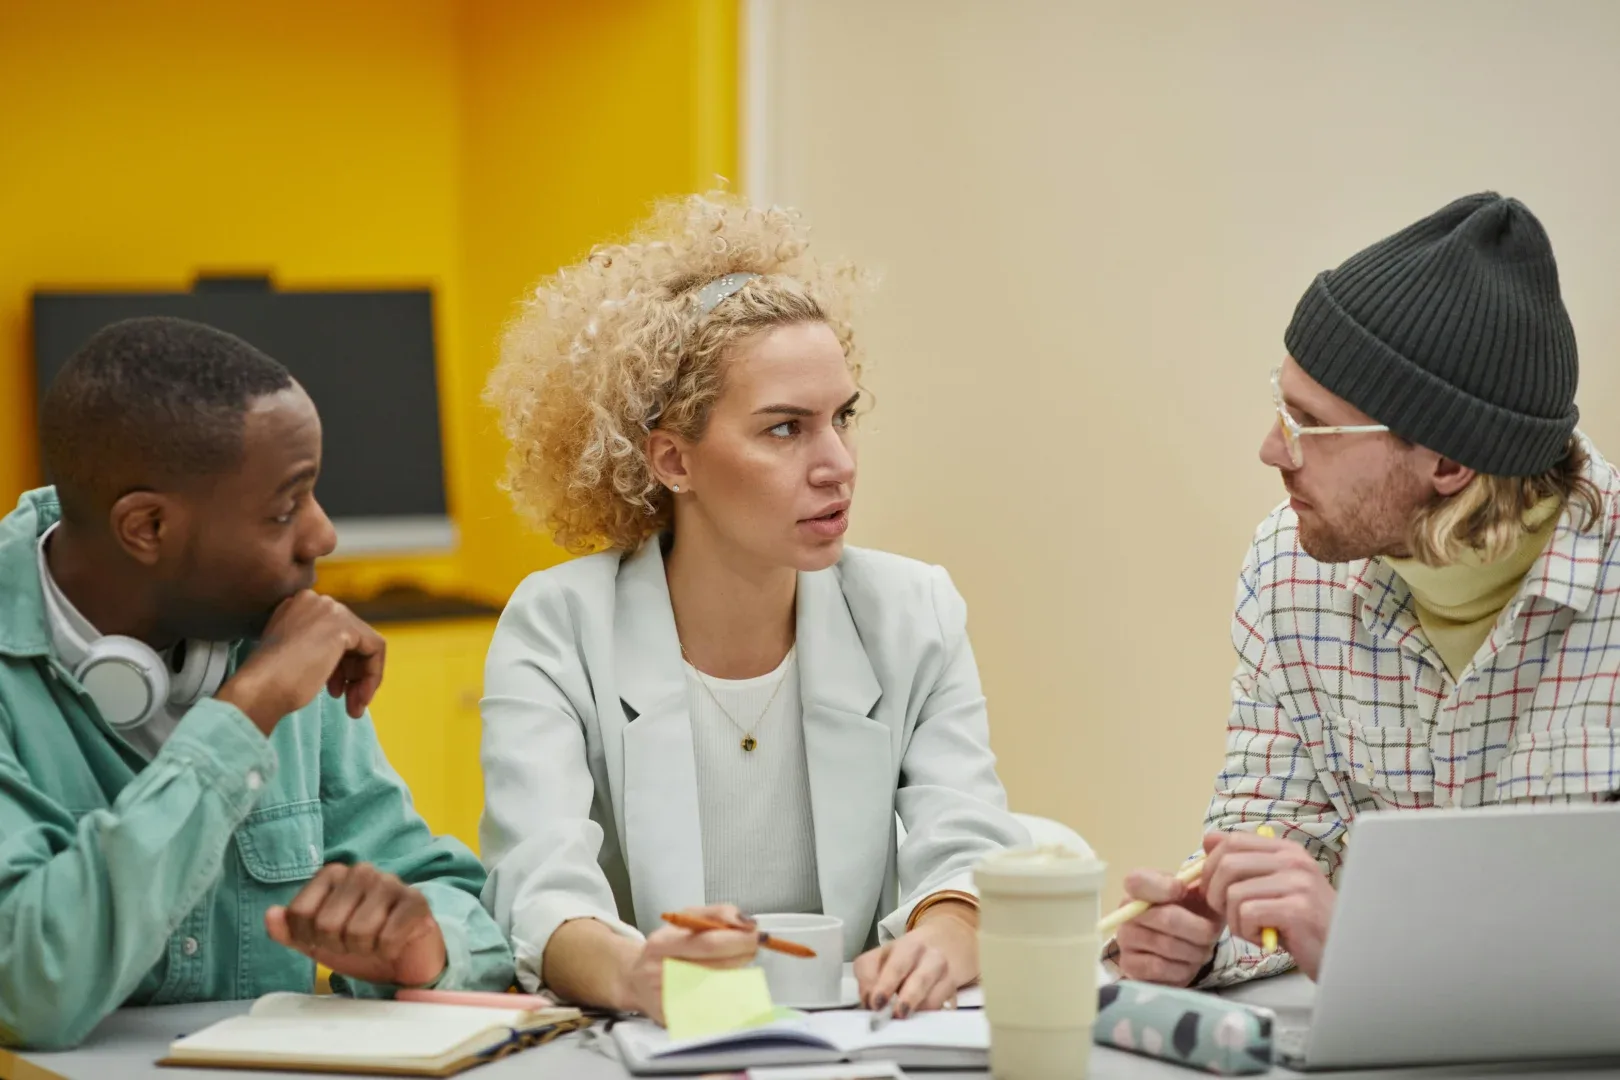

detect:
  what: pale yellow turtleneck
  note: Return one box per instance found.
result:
[1385,498,1563,680]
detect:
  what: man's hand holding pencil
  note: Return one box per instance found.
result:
[1109,853,1224,988]
[1109,825,1336,984]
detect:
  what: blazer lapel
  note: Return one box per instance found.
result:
[614,539,707,933]
[796,566,892,958]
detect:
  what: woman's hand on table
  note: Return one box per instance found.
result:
[854,898,978,1018]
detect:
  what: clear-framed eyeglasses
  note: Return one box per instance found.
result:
[1271,366,1389,467]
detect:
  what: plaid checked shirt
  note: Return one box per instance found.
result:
[1200,438,1620,986]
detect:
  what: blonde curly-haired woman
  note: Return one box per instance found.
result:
[478,193,1027,1023]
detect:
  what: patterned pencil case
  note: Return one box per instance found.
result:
[1094,980,1274,1075]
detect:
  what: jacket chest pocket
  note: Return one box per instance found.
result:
[1325,712,1435,805]
[234,801,325,995]
[1494,724,1620,802]
[236,801,326,884]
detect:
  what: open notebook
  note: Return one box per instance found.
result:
[160,992,585,1076]
[612,1009,989,1073]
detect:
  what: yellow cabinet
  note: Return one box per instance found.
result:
[365,617,496,853]
[312,615,495,992]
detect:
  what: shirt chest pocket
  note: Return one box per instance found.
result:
[1494,724,1620,802]
[236,800,325,886]
[1325,712,1435,800]
[233,801,325,997]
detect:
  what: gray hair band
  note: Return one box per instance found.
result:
[645,272,762,430]
[693,271,759,315]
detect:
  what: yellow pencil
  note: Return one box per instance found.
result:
[1256,825,1280,954]
[1094,856,1206,937]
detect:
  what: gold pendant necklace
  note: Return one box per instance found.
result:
[681,642,795,752]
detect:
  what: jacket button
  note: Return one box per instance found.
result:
[182,937,200,957]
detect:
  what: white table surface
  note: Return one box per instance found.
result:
[6,976,1620,1080]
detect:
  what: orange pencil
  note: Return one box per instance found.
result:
[660,912,817,958]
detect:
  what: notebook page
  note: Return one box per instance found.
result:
[247,993,528,1029]
[174,998,519,1061]
[792,1012,882,1052]
[850,1009,989,1053]
[616,1016,839,1061]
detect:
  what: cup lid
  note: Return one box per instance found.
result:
[974,845,1107,893]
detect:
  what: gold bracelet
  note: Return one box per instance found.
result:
[906,889,979,932]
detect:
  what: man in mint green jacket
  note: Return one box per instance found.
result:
[0,317,513,1049]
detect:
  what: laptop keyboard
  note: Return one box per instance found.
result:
[1275,1023,1309,1065]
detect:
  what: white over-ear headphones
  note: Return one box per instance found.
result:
[39,576,231,730]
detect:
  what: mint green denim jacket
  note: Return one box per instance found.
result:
[0,489,513,1048]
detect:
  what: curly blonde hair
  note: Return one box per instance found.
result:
[485,192,871,554]
[1404,437,1603,565]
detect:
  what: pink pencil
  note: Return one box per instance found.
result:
[397,988,559,1009]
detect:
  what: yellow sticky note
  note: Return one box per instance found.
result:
[662,958,781,1041]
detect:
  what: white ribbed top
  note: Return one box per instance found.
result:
[685,648,822,916]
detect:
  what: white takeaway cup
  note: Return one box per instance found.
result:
[975,846,1107,1079]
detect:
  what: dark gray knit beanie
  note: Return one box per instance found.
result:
[1284,192,1578,477]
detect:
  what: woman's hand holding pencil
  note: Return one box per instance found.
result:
[617,903,763,1024]
[660,911,816,957]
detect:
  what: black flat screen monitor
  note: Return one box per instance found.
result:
[31,281,453,557]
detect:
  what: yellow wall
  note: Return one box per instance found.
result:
[455,0,739,592]
[0,0,464,589]
[366,617,494,849]
[0,0,737,852]
[0,0,738,606]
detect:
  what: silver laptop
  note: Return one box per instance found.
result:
[1275,802,1620,1071]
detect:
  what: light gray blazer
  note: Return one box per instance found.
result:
[478,538,1027,989]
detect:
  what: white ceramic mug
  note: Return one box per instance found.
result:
[750,913,845,1007]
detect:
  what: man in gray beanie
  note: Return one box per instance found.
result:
[1112,192,1617,988]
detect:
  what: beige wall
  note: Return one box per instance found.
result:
[744,0,1620,900]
